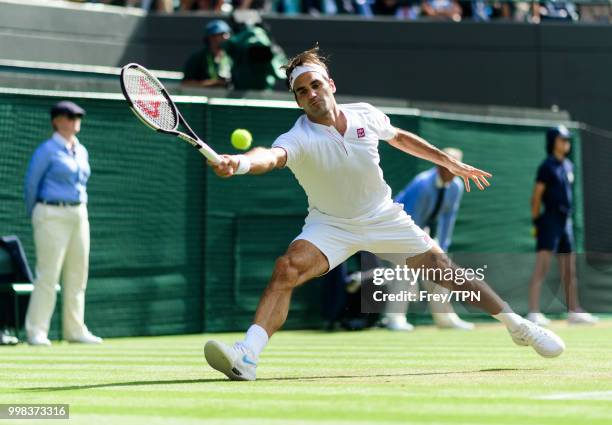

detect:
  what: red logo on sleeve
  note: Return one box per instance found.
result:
[357,128,366,138]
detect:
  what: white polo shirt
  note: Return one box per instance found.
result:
[272,103,398,219]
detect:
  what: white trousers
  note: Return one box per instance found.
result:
[25,203,90,340]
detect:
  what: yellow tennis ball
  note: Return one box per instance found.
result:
[231,129,252,150]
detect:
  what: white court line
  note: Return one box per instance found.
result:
[535,390,612,400]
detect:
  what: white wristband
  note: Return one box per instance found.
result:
[234,155,251,175]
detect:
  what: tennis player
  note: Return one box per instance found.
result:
[204,47,565,381]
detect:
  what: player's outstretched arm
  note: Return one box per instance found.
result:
[388,128,492,192]
[209,147,287,178]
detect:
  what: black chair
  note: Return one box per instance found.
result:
[0,235,61,339]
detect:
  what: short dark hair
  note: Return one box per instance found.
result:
[282,45,329,91]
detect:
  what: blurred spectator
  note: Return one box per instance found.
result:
[490,1,513,20]
[224,12,287,90]
[69,0,608,22]
[352,0,375,16]
[293,0,319,14]
[87,1,129,5]
[458,0,511,21]
[274,0,303,14]
[459,0,491,20]
[182,20,232,88]
[535,0,579,22]
[395,0,422,19]
[472,0,492,20]
[373,0,400,15]
[579,3,612,23]
[421,0,462,20]
[300,0,358,15]
[512,2,537,22]
[233,0,272,11]
[72,0,130,4]
[180,0,223,10]
[124,0,175,11]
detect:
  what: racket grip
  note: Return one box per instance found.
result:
[176,133,221,164]
[199,145,222,165]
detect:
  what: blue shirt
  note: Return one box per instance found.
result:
[394,167,464,252]
[543,1,578,20]
[536,155,573,216]
[24,132,90,217]
[425,0,454,11]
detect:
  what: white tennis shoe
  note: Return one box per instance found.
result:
[204,340,257,381]
[509,319,565,358]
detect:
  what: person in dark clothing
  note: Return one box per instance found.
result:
[182,20,232,88]
[527,125,598,326]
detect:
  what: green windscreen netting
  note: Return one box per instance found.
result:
[0,91,205,338]
[0,90,608,336]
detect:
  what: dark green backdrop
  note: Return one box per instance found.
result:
[1,91,603,337]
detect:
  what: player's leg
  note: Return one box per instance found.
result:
[408,245,564,357]
[205,217,357,381]
[205,240,328,380]
[253,239,329,336]
[368,208,475,330]
[367,206,564,357]
[406,245,507,315]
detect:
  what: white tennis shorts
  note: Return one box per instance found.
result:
[294,202,434,271]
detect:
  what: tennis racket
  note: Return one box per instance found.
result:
[119,63,222,164]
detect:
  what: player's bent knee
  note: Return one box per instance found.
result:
[270,255,300,290]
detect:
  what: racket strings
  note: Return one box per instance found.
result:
[123,67,177,130]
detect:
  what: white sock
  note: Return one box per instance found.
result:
[241,324,269,358]
[493,303,524,331]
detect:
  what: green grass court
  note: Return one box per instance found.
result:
[1,321,611,425]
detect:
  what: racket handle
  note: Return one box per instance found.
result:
[177,133,222,165]
[199,145,222,165]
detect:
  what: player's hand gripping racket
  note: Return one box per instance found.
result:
[120,63,221,164]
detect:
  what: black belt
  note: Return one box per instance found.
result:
[38,200,81,207]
